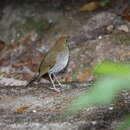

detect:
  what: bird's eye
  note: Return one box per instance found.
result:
[65,39,68,43]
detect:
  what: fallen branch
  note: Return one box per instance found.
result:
[0,77,93,89]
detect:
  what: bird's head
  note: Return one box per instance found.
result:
[56,36,70,46]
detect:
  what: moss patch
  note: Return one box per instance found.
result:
[113,33,130,45]
[15,16,51,39]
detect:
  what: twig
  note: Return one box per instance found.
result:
[25,81,94,89]
[0,76,94,90]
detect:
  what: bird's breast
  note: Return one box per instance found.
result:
[48,46,69,74]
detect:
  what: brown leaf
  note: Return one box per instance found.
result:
[80,2,100,11]
[58,76,73,82]
[119,52,130,61]
[77,68,92,82]
[0,58,9,65]
[20,73,33,80]
[15,106,29,114]
[0,40,5,51]
[122,6,130,21]
[11,30,36,47]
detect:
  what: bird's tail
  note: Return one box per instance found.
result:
[25,74,40,87]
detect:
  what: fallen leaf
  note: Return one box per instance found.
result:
[0,40,5,51]
[80,2,100,11]
[11,30,36,46]
[15,106,29,114]
[122,6,130,21]
[20,73,33,80]
[58,76,73,82]
[0,58,8,66]
[77,68,92,82]
[119,52,130,61]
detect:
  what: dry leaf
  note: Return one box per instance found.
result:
[119,52,130,61]
[77,68,92,82]
[0,40,5,51]
[11,30,36,46]
[20,73,33,80]
[122,6,130,21]
[80,2,100,11]
[58,76,72,82]
[0,77,27,86]
[15,106,29,113]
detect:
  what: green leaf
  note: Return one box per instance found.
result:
[93,61,130,77]
[99,0,110,7]
[117,115,130,130]
[68,77,130,113]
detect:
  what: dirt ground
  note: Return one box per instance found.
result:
[0,0,130,130]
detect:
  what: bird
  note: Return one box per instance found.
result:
[25,36,70,92]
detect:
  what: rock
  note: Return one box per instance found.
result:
[117,25,129,32]
[106,25,114,32]
[83,12,116,32]
[83,12,123,39]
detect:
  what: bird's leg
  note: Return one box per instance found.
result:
[53,73,62,87]
[48,73,60,92]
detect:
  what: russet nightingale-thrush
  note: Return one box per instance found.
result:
[25,36,70,92]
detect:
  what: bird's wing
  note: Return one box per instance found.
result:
[38,50,57,75]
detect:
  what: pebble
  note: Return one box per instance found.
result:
[106,25,114,31]
[91,121,97,125]
[108,107,113,110]
[32,110,37,113]
[98,35,102,39]
[117,25,129,32]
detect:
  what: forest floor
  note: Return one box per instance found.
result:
[0,0,130,129]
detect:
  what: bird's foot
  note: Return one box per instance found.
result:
[50,86,61,93]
